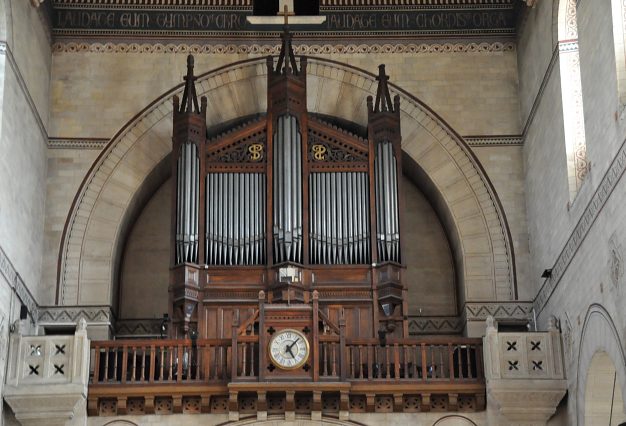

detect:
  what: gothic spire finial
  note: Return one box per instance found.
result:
[180,54,200,114]
[373,64,395,113]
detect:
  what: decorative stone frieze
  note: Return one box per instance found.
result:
[483,316,567,425]
[38,305,113,327]
[407,316,463,334]
[4,320,90,426]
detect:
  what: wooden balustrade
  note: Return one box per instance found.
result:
[344,337,483,382]
[91,336,482,386]
[91,339,231,385]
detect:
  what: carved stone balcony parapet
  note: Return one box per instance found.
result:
[4,319,90,426]
[483,316,567,426]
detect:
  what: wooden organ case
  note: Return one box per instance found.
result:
[169,29,407,382]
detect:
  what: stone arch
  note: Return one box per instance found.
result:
[56,57,516,308]
[102,421,139,426]
[432,414,478,425]
[576,304,626,425]
[223,418,361,425]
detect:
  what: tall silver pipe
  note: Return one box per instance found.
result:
[273,115,302,263]
[175,143,199,264]
[374,141,400,262]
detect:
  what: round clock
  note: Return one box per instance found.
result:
[268,328,310,370]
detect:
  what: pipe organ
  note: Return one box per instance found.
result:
[169,30,408,356]
[175,143,200,265]
[309,172,370,265]
[272,114,303,264]
[375,141,400,263]
[205,172,266,266]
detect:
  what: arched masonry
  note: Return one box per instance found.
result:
[56,56,516,309]
[576,304,626,425]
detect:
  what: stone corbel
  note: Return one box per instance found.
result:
[30,0,44,7]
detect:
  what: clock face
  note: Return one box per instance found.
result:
[268,329,310,370]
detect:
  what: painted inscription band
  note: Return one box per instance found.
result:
[53,9,515,35]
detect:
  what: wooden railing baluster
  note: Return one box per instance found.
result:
[438,346,444,379]
[331,343,337,376]
[403,345,408,379]
[176,344,183,383]
[112,348,118,382]
[250,343,256,377]
[358,346,364,379]
[466,344,472,379]
[141,346,146,381]
[93,346,101,384]
[421,343,427,380]
[150,345,156,383]
[394,343,400,380]
[457,344,463,379]
[448,343,454,382]
[103,348,109,382]
[385,345,391,379]
[242,342,247,377]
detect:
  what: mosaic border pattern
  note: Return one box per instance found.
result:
[48,138,109,150]
[464,135,523,147]
[52,41,516,54]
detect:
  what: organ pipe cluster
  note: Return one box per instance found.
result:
[272,114,303,263]
[175,143,200,264]
[205,173,266,265]
[375,141,400,262]
[309,172,370,264]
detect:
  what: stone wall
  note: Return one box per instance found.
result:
[517,0,626,423]
[0,0,50,304]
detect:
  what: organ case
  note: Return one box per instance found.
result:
[169,29,407,348]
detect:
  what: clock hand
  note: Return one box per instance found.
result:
[287,338,300,353]
[285,345,295,358]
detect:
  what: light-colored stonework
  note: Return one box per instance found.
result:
[4,320,90,426]
[55,56,518,312]
[484,317,567,425]
[4,0,626,424]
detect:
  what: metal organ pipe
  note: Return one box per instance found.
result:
[205,172,266,265]
[175,143,199,265]
[374,141,400,262]
[273,114,303,263]
[309,172,370,265]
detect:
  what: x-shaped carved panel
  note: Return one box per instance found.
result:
[55,344,66,355]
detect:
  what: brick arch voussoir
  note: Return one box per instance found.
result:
[57,57,515,306]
